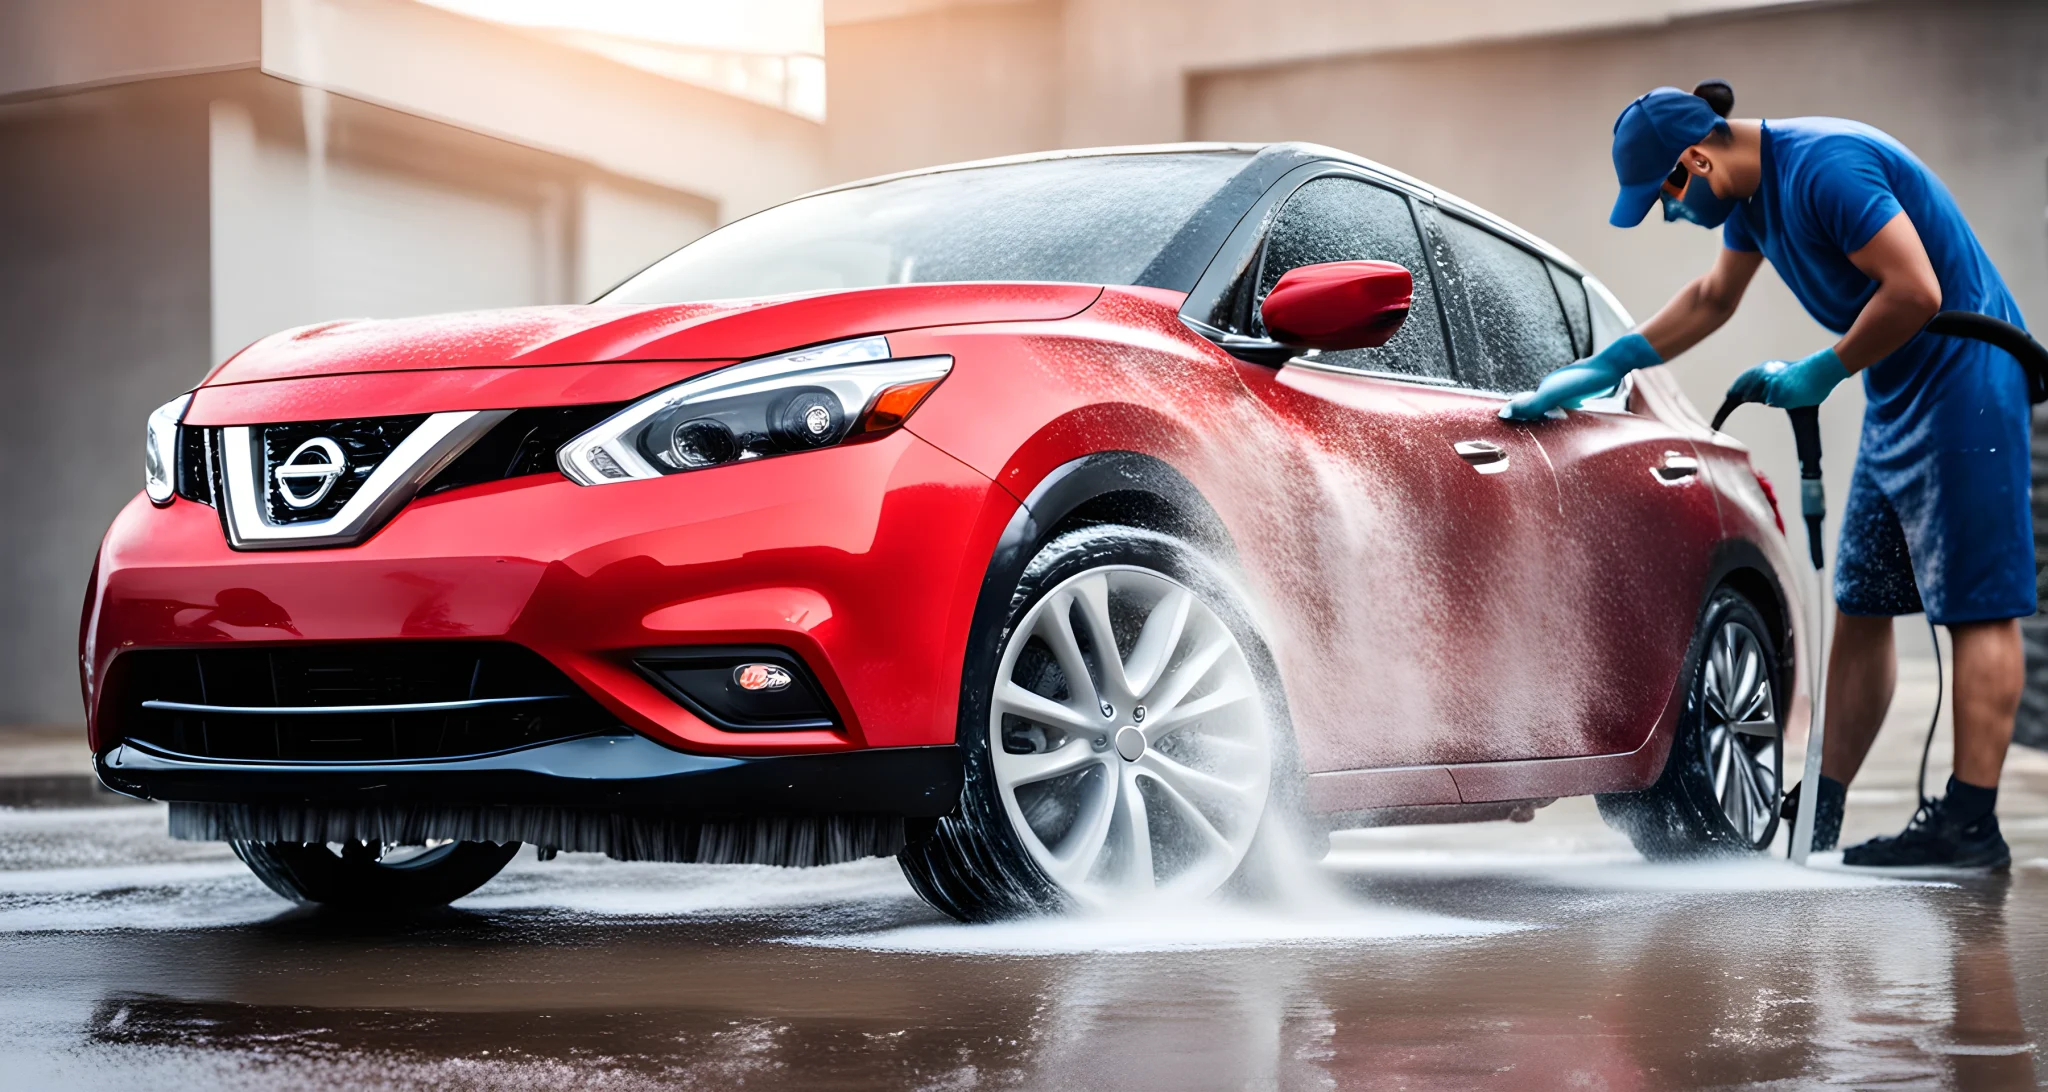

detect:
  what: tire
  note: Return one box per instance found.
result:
[899,525,1283,921]
[1597,587,1785,859]
[233,839,522,909]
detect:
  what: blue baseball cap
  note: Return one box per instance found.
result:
[1609,87,1729,227]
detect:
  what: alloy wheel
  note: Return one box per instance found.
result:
[988,565,1271,905]
[1699,618,1781,847]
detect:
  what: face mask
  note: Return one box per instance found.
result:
[1661,174,1737,229]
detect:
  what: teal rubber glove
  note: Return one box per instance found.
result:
[1725,347,1849,409]
[1500,332,1662,421]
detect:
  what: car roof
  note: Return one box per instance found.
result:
[801,142,1589,279]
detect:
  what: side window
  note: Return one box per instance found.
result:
[1251,177,1452,380]
[1547,262,1592,357]
[1432,213,1575,393]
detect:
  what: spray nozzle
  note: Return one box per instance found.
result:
[1710,396,1824,571]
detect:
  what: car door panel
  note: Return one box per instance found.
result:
[1423,210,1723,762]
[1243,363,1595,772]
[1529,409,1723,755]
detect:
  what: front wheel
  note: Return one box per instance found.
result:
[1597,587,1784,858]
[233,839,521,909]
[899,526,1281,921]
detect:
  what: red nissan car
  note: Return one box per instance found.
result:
[84,144,1802,920]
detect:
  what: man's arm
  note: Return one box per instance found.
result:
[1836,210,1942,373]
[1638,247,1765,360]
[1720,211,1940,410]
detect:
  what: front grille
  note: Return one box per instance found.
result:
[118,642,623,762]
[420,402,626,497]
[256,415,430,523]
[174,425,213,506]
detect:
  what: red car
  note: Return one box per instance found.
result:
[85,144,1802,920]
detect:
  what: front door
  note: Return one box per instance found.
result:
[1227,174,1581,774]
[1428,210,1722,759]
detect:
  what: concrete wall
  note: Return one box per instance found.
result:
[823,0,1842,160]
[204,76,714,360]
[260,0,826,220]
[1187,0,2048,642]
[0,0,257,100]
[824,0,1061,182]
[0,83,216,723]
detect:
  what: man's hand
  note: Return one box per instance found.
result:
[1726,347,1850,409]
[1502,331,1662,420]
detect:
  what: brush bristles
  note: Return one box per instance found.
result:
[169,803,906,867]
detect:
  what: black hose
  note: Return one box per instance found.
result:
[1918,616,1943,807]
[1925,311,2048,403]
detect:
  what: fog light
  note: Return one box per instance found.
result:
[735,663,793,692]
[635,646,838,731]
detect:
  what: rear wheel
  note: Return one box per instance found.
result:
[899,526,1279,921]
[1597,587,1784,859]
[233,839,521,909]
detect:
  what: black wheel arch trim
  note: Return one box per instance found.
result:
[959,451,1236,741]
[1700,536,1795,676]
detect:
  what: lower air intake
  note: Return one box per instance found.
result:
[118,642,620,762]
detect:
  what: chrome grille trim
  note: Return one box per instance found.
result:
[140,695,573,716]
[218,410,509,549]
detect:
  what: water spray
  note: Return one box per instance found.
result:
[1709,311,2048,864]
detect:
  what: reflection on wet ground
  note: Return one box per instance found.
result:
[2,665,2044,1090]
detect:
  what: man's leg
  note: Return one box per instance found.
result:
[1840,616,2018,867]
[1820,611,1899,784]
[1949,618,2022,789]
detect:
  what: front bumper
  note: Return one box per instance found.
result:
[83,429,1018,757]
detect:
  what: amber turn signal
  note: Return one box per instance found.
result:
[858,377,944,434]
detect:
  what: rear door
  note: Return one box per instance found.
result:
[1226,174,1580,774]
[1427,210,1723,759]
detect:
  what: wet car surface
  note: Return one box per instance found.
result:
[4,660,2041,1090]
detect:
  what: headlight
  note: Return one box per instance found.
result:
[556,336,952,486]
[143,393,192,505]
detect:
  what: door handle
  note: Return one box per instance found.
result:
[1452,439,1510,475]
[1653,451,1699,483]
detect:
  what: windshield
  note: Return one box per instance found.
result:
[601,152,1250,304]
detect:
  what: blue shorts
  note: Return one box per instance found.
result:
[1834,408,2039,626]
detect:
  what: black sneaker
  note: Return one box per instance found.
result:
[1779,775,1846,852]
[1841,796,2011,870]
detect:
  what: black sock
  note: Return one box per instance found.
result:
[1944,774,1997,825]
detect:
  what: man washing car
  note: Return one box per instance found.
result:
[1505,80,2032,869]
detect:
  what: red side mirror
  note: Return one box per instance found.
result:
[1260,260,1413,351]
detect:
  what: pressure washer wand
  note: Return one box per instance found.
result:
[1786,406,1825,571]
[1710,396,1828,864]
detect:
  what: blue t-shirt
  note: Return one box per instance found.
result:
[1721,118,2026,465]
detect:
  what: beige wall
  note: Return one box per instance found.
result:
[0,81,216,724]
[261,0,826,220]
[0,0,257,100]
[825,0,1839,158]
[825,0,1061,182]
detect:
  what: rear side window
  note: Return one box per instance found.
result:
[1251,177,1452,380]
[1432,214,1575,393]
[1548,262,1593,357]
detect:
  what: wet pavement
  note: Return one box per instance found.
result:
[3,658,2045,1090]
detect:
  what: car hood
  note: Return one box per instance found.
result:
[202,282,1106,387]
